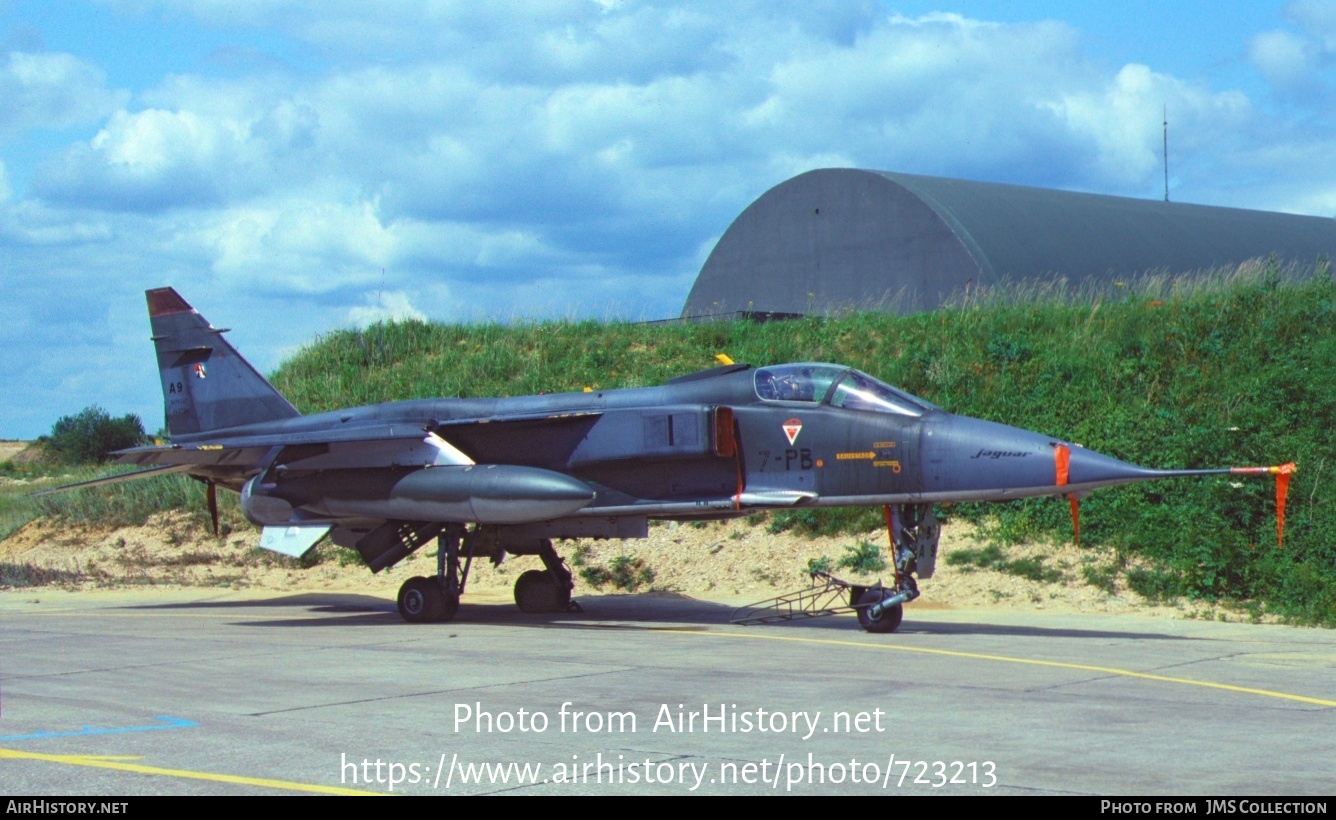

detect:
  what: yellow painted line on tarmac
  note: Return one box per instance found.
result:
[0,747,383,796]
[12,602,1331,708]
[9,610,380,620]
[661,629,1336,709]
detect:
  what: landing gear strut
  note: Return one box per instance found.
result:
[730,504,939,633]
[393,529,579,622]
[854,504,939,633]
[396,525,472,624]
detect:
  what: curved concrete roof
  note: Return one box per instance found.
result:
[682,169,1336,317]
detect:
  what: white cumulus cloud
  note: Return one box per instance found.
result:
[1048,64,1251,191]
[35,107,272,210]
[347,290,428,327]
[1250,29,1322,85]
[0,50,123,135]
[1287,0,1336,50]
[200,195,397,293]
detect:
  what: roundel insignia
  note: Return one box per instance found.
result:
[782,418,802,446]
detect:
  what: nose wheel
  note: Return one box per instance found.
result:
[855,588,904,633]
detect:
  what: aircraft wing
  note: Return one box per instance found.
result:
[108,411,603,472]
[107,427,481,482]
[26,464,195,496]
[112,424,448,466]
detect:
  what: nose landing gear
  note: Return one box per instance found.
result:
[730,504,939,633]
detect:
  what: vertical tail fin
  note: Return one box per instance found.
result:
[147,288,301,437]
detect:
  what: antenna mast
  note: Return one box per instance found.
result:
[1163,105,1169,202]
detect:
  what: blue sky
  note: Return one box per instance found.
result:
[2,1,1334,438]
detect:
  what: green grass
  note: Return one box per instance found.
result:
[1082,563,1120,595]
[768,507,883,536]
[0,463,248,542]
[945,544,1006,570]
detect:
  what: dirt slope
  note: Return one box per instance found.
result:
[0,512,1248,621]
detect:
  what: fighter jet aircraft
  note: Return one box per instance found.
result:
[43,288,1294,632]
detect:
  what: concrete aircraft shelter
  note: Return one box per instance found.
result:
[681,168,1336,318]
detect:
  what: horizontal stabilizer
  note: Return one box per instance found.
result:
[28,464,194,497]
[260,524,332,558]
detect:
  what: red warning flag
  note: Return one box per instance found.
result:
[1054,445,1078,544]
[1230,462,1297,548]
[1275,462,1295,549]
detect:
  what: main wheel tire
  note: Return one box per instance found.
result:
[856,589,904,634]
[398,576,443,623]
[438,582,464,627]
[514,569,571,613]
[555,584,572,610]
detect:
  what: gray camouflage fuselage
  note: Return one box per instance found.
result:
[122,292,1218,537]
[40,288,1266,628]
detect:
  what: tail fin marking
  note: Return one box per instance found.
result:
[147,288,301,437]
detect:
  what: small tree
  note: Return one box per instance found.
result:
[45,406,146,465]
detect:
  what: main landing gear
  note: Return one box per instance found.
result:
[396,524,469,624]
[395,527,579,623]
[513,538,578,614]
[398,575,459,624]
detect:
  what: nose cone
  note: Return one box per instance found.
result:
[1062,443,1166,488]
[920,414,1163,501]
[921,414,1057,498]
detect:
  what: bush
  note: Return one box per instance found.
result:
[44,406,146,465]
[945,544,1005,569]
[837,541,887,574]
[805,555,833,575]
[944,543,1063,583]
[580,555,656,591]
[1126,568,1187,602]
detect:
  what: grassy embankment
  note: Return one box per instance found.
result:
[5,262,1333,623]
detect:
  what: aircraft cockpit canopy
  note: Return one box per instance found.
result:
[754,364,937,417]
[753,364,843,403]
